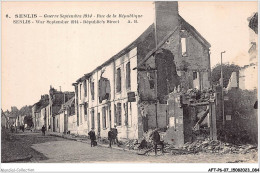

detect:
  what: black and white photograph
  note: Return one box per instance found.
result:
[1,1,259,172]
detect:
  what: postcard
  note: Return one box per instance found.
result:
[1,1,258,172]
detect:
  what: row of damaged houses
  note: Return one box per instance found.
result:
[68,1,213,143]
[32,1,212,141]
[31,2,257,146]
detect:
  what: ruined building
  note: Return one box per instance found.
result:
[224,12,258,144]
[72,1,211,140]
[239,12,258,91]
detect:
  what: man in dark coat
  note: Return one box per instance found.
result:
[108,128,114,148]
[112,125,119,146]
[22,124,25,132]
[88,128,96,147]
[11,125,14,133]
[150,128,164,155]
[41,125,46,136]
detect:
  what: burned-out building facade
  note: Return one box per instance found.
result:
[72,1,211,141]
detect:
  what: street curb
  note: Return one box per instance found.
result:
[48,133,140,154]
[2,154,32,163]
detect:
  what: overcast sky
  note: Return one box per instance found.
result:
[2,1,258,111]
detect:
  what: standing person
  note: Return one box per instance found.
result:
[88,128,96,147]
[22,124,25,132]
[150,128,163,156]
[41,125,46,136]
[108,128,114,148]
[11,125,14,133]
[112,125,119,146]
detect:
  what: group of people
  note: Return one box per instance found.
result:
[87,125,119,148]
[108,126,119,147]
[10,124,25,133]
[43,124,163,155]
[88,126,164,155]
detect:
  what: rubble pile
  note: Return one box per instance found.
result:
[70,133,79,137]
[142,129,154,142]
[181,139,258,154]
[124,130,168,151]
[99,137,109,144]
[184,88,214,103]
[123,139,140,150]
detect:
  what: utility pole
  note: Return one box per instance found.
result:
[154,2,158,128]
[220,51,226,128]
[64,92,66,134]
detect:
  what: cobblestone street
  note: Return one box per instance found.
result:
[2,131,257,163]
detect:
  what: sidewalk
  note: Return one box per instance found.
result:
[48,132,140,154]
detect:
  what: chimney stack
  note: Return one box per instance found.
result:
[155,1,180,44]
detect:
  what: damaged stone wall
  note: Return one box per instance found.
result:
[183,106,197,143]
[155,48,180,103]
[164,92,185,148]
[136,27,180,135]
[137,102,155,137]
[224,88,258,144]
[137,102,168,134]
[98,77,111,103]
[136,21,211,138]
[157,104,168,128]
[214,86,224,138]
[164,91,213,147]
[137,28,157,102]
[136,27,157,138]
[161,27,211,91]
[136,27,210,138]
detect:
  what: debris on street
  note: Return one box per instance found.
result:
[181,139,258,155]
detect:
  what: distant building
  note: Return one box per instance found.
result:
[227,12,258,91]
[7,113,17,127]
[71,1,211,140]
[16,114,25,127]
[32,95,49,130]
[55,97,75,133]
[239,12,258,91]
[1,112,8,128]
[48,86,74,132]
